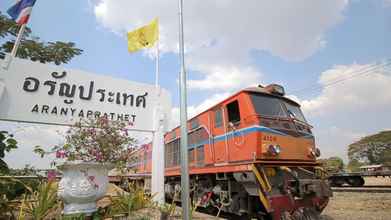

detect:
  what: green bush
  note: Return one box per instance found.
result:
[109,185,153,216]
[21,181,59,219]
[0,177,38,218]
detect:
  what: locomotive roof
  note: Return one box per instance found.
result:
[243,86,301,106]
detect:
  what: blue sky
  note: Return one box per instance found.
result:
[0,0,390,168]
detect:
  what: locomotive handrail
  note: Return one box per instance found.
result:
[198,123,214,161]
[227,122,245,146]
[251,113,290,121]
[207,112,215,162]
[251,113,313,128]
[222,108,229,162]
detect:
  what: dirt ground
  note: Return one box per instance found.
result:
[321,191,391,220]
[362,176,391,186]
[321,177,391,220]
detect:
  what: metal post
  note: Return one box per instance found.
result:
[178,0,190,219]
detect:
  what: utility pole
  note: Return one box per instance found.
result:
[178,0,190,219]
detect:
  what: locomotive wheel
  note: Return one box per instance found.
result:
[328,178,343,187]
[302,208,321,220]
[347,177,365,187]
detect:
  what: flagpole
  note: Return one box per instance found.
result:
[178,0,190,219]
[11,24,26,58]
[2,24,26,69]
[155,38,160,89]
[151,24,165,204]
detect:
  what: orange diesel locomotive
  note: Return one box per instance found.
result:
[132,84,331,219]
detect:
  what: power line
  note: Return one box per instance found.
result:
[306,62,391,96]
[291,61,386,94]
[291,60,391,95]
[290,59,391,96]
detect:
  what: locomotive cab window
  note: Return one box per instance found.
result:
[226,100,241,124]
[250,94,286,117]
[284,101,307,122]
[250,93,307,123]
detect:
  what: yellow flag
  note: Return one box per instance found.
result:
[127,18,159,53]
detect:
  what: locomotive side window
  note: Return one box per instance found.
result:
[190,118,199,130]
[165,142,172,167]
[196,145,205,166]
[173,140,180,166]
[166,127,209,168]
[188,127,209,147]
[189,149,195,163]
[165,139,180,167]
[144,150,148,168]
[214,109,223,128]
[226,100,241,123]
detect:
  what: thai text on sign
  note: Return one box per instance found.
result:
[0,58,171,131]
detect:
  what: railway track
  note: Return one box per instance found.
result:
[332,185,391,193]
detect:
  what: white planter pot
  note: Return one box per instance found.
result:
[57,161,112,215]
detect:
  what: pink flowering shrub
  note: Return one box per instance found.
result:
[34,117,137,169]
[46,170,57,182]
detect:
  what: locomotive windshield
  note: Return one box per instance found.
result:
[250,94,307,122]
[284,101,306,122]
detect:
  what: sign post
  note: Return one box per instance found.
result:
[151,102,166,204]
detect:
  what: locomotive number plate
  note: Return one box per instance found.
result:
[263,135,277,141]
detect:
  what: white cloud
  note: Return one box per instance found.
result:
[170,92,230,129]
[93,0,348,90]
[316,126,365,162]
[188,66,260,91]
[1,122,66,169]
[383,0,391,7]
[94,1,107,17]
[300,63,391,117]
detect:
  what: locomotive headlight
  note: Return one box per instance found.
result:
[315,147,321,157]
[264,84,285,96]
[309,147,321,158]
[268,144,281,156]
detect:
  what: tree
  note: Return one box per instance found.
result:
[0,131,17,174]
[348,131,391,166]
[0,12,83,65]
[318,156,344,173]
[0,11,31,38]
[347,159,364,172]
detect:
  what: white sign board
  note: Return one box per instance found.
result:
[0,58,171,132]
